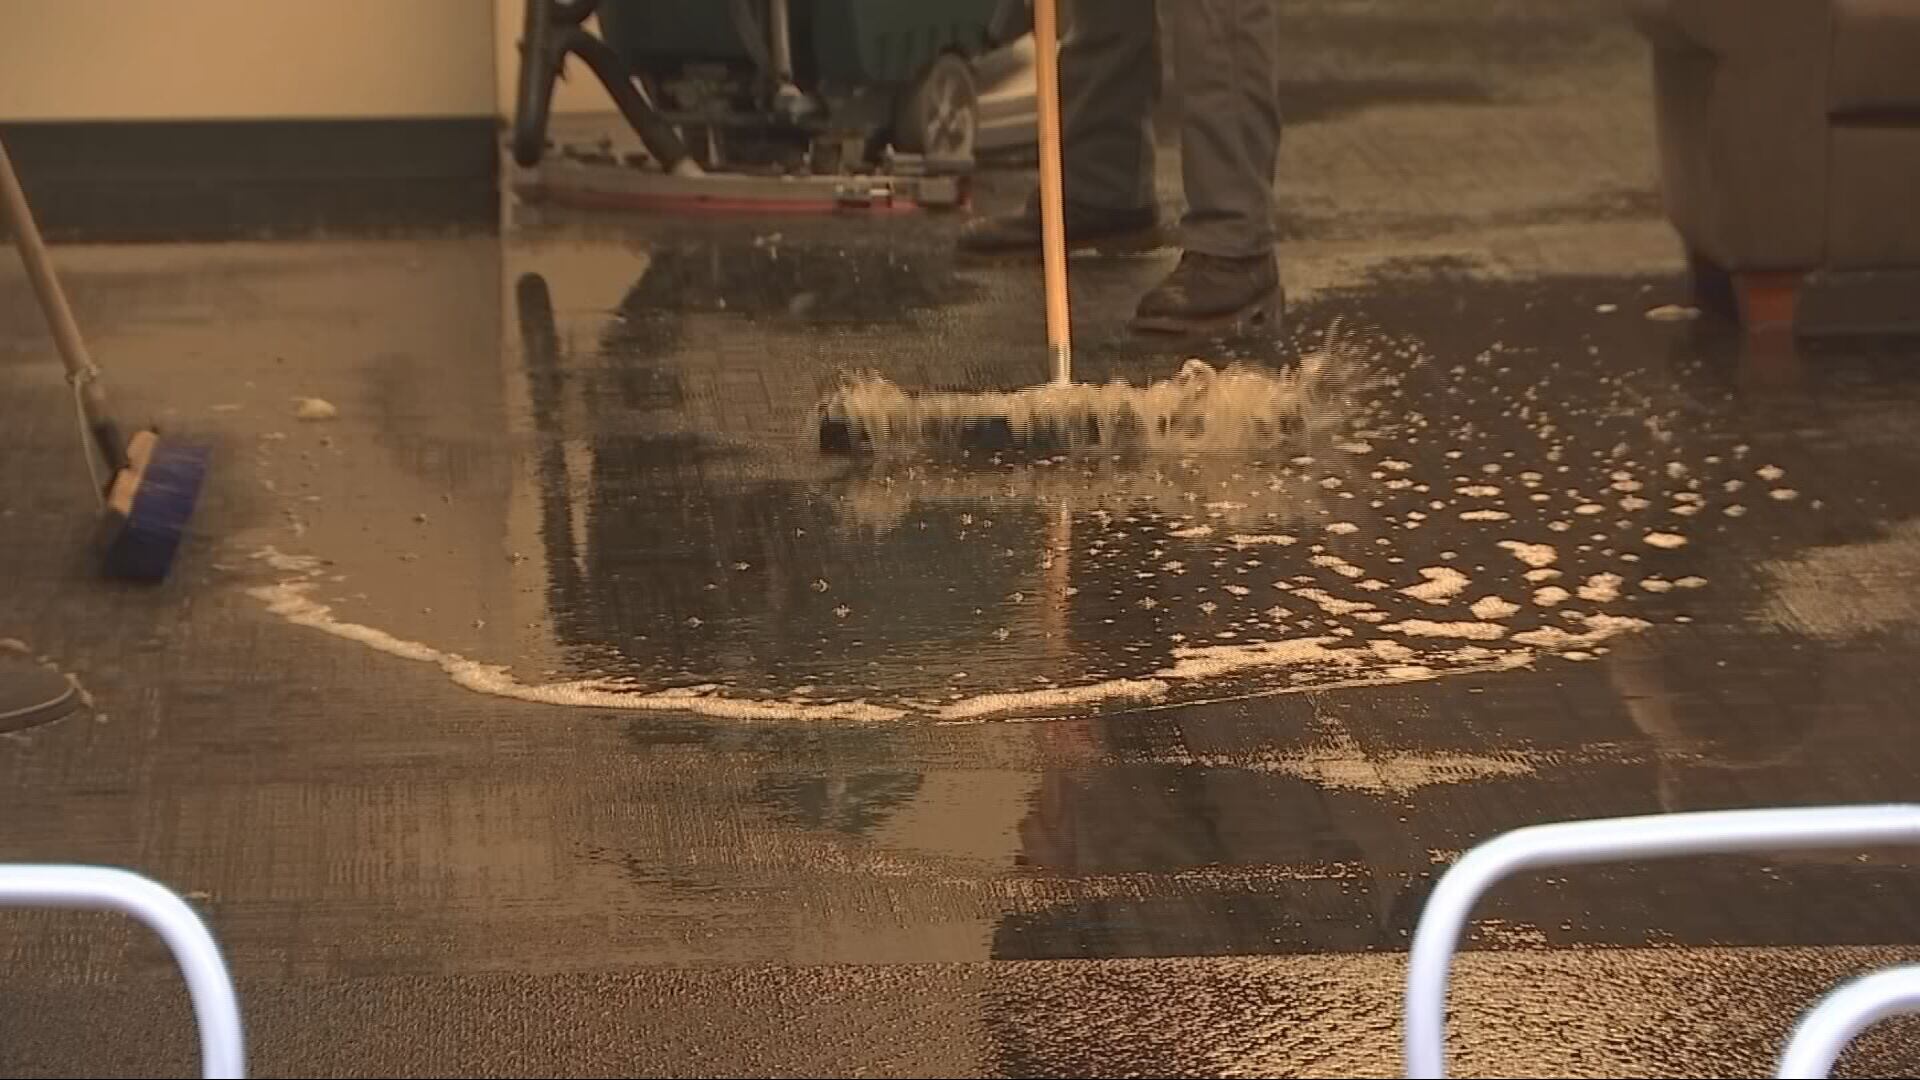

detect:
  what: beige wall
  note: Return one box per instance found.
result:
[0,1,496,121]
[492,0,612,117]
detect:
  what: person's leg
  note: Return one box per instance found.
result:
[1172,0,1280,257]
[1056,0,1161,214]
[960,0,1163,253]
[1131,0,1285,331]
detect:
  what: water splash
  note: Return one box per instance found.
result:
[819,326,1374,454]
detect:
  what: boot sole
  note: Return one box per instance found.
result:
[1128,288,1286,337]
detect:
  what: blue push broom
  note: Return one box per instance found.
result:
[1,134,208,583]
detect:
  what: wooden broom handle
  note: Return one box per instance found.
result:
[1033,0,1072,384]
[0,135,101,390]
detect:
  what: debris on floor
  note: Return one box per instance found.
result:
[294,397,339,421]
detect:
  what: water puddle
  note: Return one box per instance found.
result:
[243,321,1818,724]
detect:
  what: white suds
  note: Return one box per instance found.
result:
[1770,488,1799,502]
[1325,521,1360,535]
[1294,589,1376,616]
[1643,531,1688,549]
[1533,586,1571,607]
[1757,465,1786,481]
[1366,639,1414,661]
[1469,596,1521,620]
[1157,637,1355,680]
[1460,509,1512,522]
[1310,554,1367,579]
[1384,619,1508,641]
[1170,525,1214,539]
[1458,485,1501,498]
[1231,533,1297,548]
[938,679,1169,720]
[1523,568,1562,582]
[1584,613,1654,634]
[1577,573,1623,602]
[1513,614,1649,649]
[294,397,339,421]
[1497,540,1558,569]
[1401,566,1471,604]
[247,581,907,722]
[1574,503,1605,515]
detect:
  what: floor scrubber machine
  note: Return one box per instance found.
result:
[511,0,1036,214]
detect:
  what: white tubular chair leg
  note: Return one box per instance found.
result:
[1776,964,1920,1078]
[0,864,245,1079]
[1403,804,1920,1079]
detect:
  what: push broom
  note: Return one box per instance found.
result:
[816,0,1319,455]
[815,0,1102,454]
[1,134,208,582]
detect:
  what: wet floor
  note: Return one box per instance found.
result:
[7,1,1920,1076]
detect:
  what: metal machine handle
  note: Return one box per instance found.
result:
[1777,964,1920,1078]
[1403,805,1920,1079]
[0,864,246,1078]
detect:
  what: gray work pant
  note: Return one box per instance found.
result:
[1045,0,1281,258]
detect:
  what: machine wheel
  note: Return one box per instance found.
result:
[892,53,979,161]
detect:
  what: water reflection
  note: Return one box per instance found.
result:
[512,257,1917,727]
[503,247,1920,967]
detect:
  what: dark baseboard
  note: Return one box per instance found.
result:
[1,116,501,241]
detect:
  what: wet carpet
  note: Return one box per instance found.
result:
[5,0,1920,1076]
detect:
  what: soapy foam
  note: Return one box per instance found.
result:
[249,581,907,723]
[1402,566,1470,604]
[1469,596,1521,620]
[1497,540,1558,568]
[247,315,1751,726]
[822,352,1349,452]
[253,549,1656,726]
[1231,534,1298,548]
[1577,572,1624,602]
[1262,749,1539,793]
[936,678,1170,720]
[1383,619,1509,641]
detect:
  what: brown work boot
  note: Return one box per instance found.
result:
[958,202,1163,255]
[1129,250,1285,336]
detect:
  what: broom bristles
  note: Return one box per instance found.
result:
[103,441,210,583]
[819,354,1346,454]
